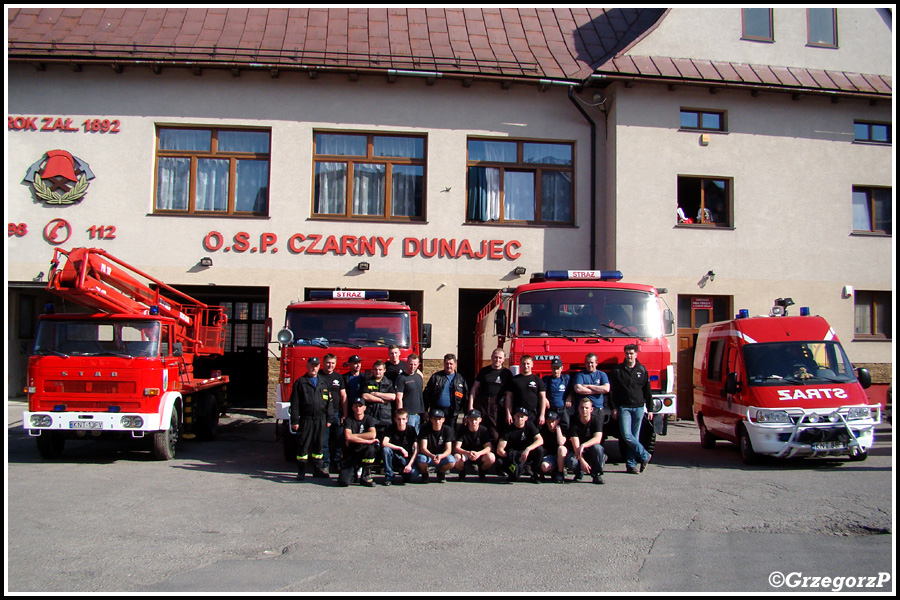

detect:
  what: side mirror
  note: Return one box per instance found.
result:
[856,367,872,389]
[724,372,740,395]
[420,323,432,349]
[663,308,675,336]
[172,342,183,357]
[494,309,507,336]
[277,327,294,346]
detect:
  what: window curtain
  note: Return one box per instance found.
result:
[235,160,269,213]
[541,171,572,222]
[352,163,385,216]
[391,165,422,217]
[467,166,500,221]
[504,171,534,221]
[196,159,229,211]
[156,157,190,210]
[314,163,347,214]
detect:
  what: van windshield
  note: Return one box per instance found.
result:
[515,288,663,338]
[743,341,857,386]
[285,310,411,348]
[34,320,161,358]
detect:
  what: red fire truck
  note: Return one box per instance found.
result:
[274,290,431,457]
[23,247,229,460]
[475,270,676,446]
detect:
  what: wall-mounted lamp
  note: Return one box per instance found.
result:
[357,261,370,272]
[513,266,527,276]
[697,270,715,289]
[199,257,213,268]
[33,271,45,282]
[842,285,853,299]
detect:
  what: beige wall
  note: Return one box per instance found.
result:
[607,82,892,365]
[7,66,597,359]
[632,7,892,75]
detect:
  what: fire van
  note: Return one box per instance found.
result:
[693,299,880,463]
[274,290,431,457]
[476,270,676,445]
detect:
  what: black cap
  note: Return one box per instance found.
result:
[430,409,445,419]
[351,397,366,405]
[307,357,320,365]
[550,358,564,368]
[514,406,529,415]
[465,409,482,419]
[344,355,362,366]
[546,410,559,421]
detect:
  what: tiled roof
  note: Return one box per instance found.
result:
[7,7,665,81]
[7,7,891,97]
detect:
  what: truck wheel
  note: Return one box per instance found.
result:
[848,449,868,462]
[36,432,66,459]
[194,392,220,441]
[152,408,179,460]
[738,425,760,465]
[698,416,717,449]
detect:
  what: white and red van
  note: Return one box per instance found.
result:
[693,300,880,463]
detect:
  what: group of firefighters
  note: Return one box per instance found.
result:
[289,345,655,487]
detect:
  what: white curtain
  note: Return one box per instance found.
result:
[314,162,347,214]
[196,159,229,211]
[353,163,385,216]
[504,171,534,221]
[156,157,190,210]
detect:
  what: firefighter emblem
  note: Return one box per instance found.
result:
[24,150,95,205]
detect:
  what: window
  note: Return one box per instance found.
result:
[742,8,773,42]
[313,132,425,220]
[808,8,837,47]
[852,186,891,235]
[854,291,891,339]
[676,176,732,227]
[155,127,270,215]
[221,301,269,351]
[680,109,726,132]
[854,121,892,145]
[467,139,574,225]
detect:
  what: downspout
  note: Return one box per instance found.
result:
[568,86,597,270]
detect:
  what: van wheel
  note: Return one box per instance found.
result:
[698,417,717,449]
[738,425,760,465]
[36,432,66,459]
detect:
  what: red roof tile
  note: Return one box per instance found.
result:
[6,7,890,97]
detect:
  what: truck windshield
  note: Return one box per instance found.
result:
[515,288,663,338]
[743,341,857,386]
[286,310,411,348]
[33,320,161,358]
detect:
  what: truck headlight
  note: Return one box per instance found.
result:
[756,410,792,424]
[30,414,52,427]
[847,407,871,420]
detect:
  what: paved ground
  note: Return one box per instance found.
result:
[6,400,894,593]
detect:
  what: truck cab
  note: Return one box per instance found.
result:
[693,300,880,463]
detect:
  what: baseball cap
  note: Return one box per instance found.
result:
[344,355,362,366]
[465,409,482,419]
[307,357,320,365]
[351,397,366,405]
[514,406,529,415]
[546,410,559,421]
[550,358,564,368]
[430,409,446,419]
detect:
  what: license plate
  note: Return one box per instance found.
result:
[70,421,102,430]
[811,441,844,451]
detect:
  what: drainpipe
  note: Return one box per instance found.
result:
[568,86,597,271]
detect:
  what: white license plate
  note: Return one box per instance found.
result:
[70,421,102,430]
[811,441,844,451]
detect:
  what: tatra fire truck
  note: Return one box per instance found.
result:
[274,290,431,458]
[23,247,229,460]
[475,270,676,449]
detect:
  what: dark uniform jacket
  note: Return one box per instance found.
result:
[423,371,469,416]
[363,376,396,427]
[290,375,335,426]
[610,359,652,411]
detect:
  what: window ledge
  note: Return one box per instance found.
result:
[850,231,891,238]
[464,221,577,229]
[851,336,892,343]
[148,212,270,219]
[674,223,734,231]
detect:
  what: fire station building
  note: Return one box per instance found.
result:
[7,8,893,415]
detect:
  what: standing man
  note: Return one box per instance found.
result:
[289,357,334,481]
[362,360,396,440]
[343,355,364,407]
[503,355,547,427]
[423,353,468,427]
[611,344,653,474]
[469,348,513,445]
[320,353,347,474]
[541,358,571,429]
[574,353,610,412]
[569,397,607,484]
[385,344,405,385]
[395,353,425,434]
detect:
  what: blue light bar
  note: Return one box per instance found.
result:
[149,305,160,315]
[800,307,810,316]
[309,290,390,300]
[544,270,624,281]
[738,309,750,319]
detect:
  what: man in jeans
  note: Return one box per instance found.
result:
[611,344,653,474]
